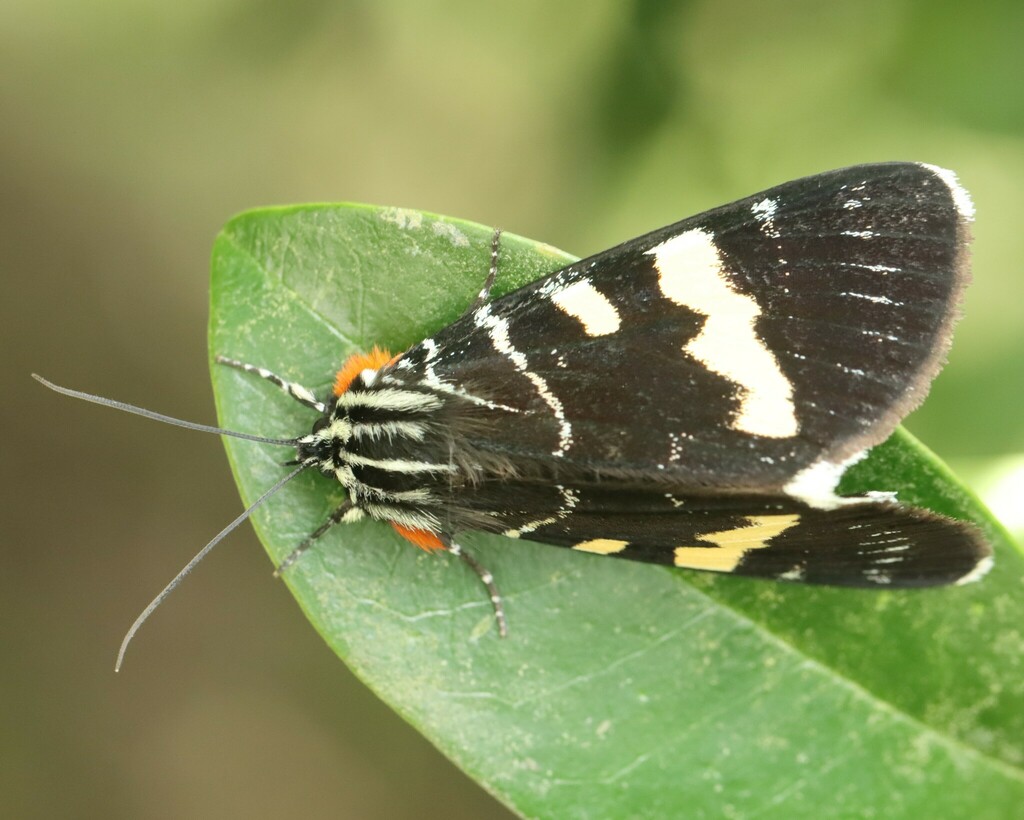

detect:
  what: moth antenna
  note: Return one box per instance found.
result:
[32,374,297,446]
[461,227,502,317]
[115,463,309,672]
[215,356,326,413]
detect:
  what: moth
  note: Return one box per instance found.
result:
[36,162,992,668]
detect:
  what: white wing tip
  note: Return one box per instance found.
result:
[955,553,994,586]
[919,163,975,221]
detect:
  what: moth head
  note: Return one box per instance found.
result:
[297,404,349,477]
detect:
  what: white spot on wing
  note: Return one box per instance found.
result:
[751,198,780,238]
[843,262,901,274]
[476,306,572,455]
[420,338,443,386]
[648,229,798,439]
[840,292,897,305]
[504,485,578,537]
[550,280,621,336]
[417,338,522,413]
[783,450,869,510]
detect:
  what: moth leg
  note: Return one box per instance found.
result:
[461,227,503,318]
[274,500,355,577]
[445,537,508,638]
[215,355,326,413]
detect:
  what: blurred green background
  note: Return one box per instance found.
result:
[4,1,1022,818]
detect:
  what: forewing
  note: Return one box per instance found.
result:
[388,163,971,497]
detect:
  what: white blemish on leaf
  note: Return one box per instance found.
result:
[379,208,424,230]
[431,221,470,247]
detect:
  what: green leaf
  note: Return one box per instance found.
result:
[210,204,1024,819]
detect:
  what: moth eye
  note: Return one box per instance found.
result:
[311,416,330,434]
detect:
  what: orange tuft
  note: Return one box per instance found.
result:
[391,523,447,552]
[333,346,395,396]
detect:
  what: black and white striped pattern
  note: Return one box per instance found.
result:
[233,163,990,621]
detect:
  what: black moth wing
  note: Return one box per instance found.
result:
[449,480,988,587]
[388,162,972,496]
[369,162,990,586]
